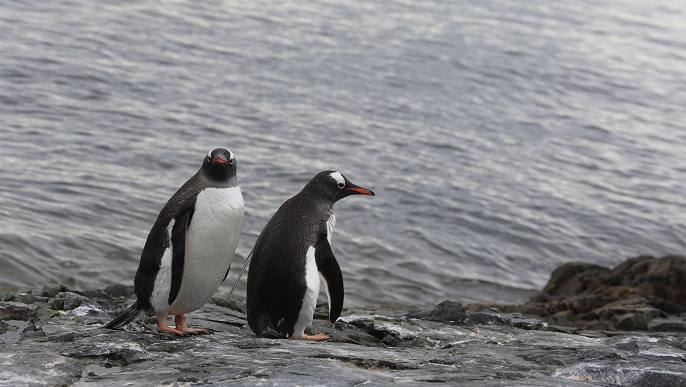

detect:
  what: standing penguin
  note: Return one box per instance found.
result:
[105,148,244,336]
[246,171,374,341]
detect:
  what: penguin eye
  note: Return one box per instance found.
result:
[228,158,234,165]
[337,183,345,189]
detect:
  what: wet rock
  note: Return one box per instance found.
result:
[380,334,398,347]
[48,298,64,310]
[103,283,135,298]
[2,275,686,386]
[554,362,686,386]
[510,317,551,331]
[467,310,510,325]
[370,321,417,342]
[614,312,650,331]
[0,302,38,321]
[56,291,89,310]
[77,289,114,301]
[648,319,686,332]
[0,347,83,385]
[21,324,46,339]
[211,296,246,313]
[0,293,15,302]
[403,308,431,319]
[41,284,65,298]
[13,291,40,304]
[48,331,77,342]
[63,298,85,310]
[514,255,686,331]
[62,339,153,365]
[337,315,374,329]
[613,337,640,352]
[535,262,610,299]
[35,308,60,322]
[426,300,467,323]
[328,317,382,346]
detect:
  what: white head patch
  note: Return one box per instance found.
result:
[329,171,345,186]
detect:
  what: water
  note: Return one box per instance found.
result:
[0,320,29,344]
[1,0,685,308]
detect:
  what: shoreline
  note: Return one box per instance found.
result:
[1,255,685,386]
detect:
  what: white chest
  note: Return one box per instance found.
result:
[326,213,336,243]
[291,246,321,339]
[151,186,244,316]
[290,213,337,338]
[185,186,244,260]
[191,187,244,236]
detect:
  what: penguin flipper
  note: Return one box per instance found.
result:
[169,209,193,305]
[314,234,344,323]
[104,301,143,329]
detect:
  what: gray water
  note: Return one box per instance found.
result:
[1,0,685,308]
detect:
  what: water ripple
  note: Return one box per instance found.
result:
[0,0,685,307]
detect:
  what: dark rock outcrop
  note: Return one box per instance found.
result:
[469,255,686,332]
[426,300,468,323]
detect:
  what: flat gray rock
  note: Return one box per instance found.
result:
[1,289,685,386]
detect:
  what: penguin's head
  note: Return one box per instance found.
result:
[307,170,375,202]
[202,148,236,181]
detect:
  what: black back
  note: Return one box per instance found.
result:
[246,170,374,337]
[246,193,331,337]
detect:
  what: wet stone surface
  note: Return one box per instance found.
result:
[0,286,685,386]
[509,255,686,332]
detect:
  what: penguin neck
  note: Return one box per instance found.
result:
[199,171,237,188]
[294,188,335,212]
[299,182,337,203]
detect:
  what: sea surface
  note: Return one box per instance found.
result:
[1,0,685,307]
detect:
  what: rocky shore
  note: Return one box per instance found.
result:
[1,255,685,386]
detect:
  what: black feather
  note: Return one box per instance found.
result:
[261,326,287,339]
[169,209,193,305]
[104,301,143,329]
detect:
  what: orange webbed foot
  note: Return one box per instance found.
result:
[301,333,329,342]
[173,315,211,335]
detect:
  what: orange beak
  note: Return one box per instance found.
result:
[345,187,375,196]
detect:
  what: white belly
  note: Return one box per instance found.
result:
[151,187,244,316]
[291,246,320,339]
[290,213,336,338]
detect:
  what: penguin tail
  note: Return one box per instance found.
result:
[261,327,287,339]
[104,301,143,329]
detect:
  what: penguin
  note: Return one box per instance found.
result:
[246,170,374,341]
[105,148,244,336]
